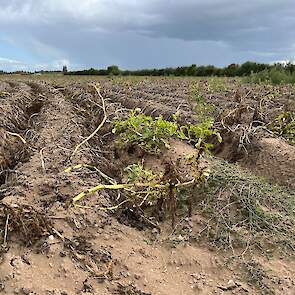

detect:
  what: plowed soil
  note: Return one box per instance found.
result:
[0,75,294,295]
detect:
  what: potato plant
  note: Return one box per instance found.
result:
[112,109,221,154]
[270,112,295,145]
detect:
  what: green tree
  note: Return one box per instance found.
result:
[107,65,120,75]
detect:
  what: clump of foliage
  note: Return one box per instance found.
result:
[269,112,295,144]
[245,68,295,85]
[113,109,221,154]
[107,65,120,76]
[70,151,211,226]
[0,92,9,98]
[122,161,209,224]
[113,109,178,153]
[207,77,228,93]
[124,163,165,207]
[197,160,295,252]
[192,84,216,123]
[125,163,162,184]
[71,159,209,226]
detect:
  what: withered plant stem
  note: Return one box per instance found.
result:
[71,83,107,159]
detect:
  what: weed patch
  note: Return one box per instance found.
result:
[245,68,295,85]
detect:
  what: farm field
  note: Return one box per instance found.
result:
[0,75,295,295]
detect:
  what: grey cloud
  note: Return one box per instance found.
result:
[142,1,295,49]
[0,0,294,70]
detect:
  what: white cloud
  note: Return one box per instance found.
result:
[0,57,24,65]
[0,56,71,72]
[0,57,27,71]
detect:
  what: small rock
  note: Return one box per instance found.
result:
[228,279,235,287]
[151,228,158,235]
[22,288,31,295]
[48,235,55,243]
[59,251,66,257]
[191,273,201,280]
[134,274,141,280]
[83,280,93,292]
[177,235,184,242]
[217,280,237,291]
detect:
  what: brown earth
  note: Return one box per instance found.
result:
[0,76,294,295]
[243,137,295,188]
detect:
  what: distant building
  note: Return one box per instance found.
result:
[62,65,68,74]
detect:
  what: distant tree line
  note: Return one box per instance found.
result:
[65,62,295,77]
[1,62,295,81]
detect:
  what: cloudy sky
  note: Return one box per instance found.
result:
[0,0,294,71]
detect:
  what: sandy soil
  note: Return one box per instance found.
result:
[0,76,294,295]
